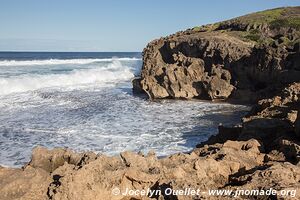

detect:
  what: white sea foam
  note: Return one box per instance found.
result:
[0,91,249,167]
[0,60,134,95]
[0,54,249,168]
[0,57,140,67]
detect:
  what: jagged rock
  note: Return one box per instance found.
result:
[226,162,300,199]
[137,32,251,100]
[208,76,234,99]
[0,139,266,200]
[0,136,296,200]
[120,151,160,170]
[264,150,286,162]
[133,7,300,103]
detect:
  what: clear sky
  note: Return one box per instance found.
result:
[0,0,299,52]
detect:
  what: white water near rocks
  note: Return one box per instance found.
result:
[0,53,249,167]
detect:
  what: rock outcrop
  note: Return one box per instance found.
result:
[134,7,300,102]
[199,82,300,163]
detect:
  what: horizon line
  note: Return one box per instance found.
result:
[0,51,142,53]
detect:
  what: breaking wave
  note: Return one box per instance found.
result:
[0,57,140,67]
[0,60,134,95]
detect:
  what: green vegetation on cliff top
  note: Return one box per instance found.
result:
[192,7,300,45]
[222,7,300,30]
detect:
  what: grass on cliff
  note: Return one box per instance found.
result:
[244,29,261,42]
[237,7,284,25]
[190,7,300,46]
[219,7,300,30]
[270,17,300,30]
[192,23,220,32]
[219,7,300,45]
[192,7,300,35]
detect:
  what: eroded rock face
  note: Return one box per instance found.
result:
[134,8,300,102]
[242,83,300,146]
[139,33,250,100]
[202,82,300,163]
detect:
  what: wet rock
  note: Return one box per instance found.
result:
[240,118,293,142]
[197,125,242,147]
[132,77,144,94]
[296,111,300,138]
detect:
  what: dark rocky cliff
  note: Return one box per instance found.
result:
[134,7,300,103]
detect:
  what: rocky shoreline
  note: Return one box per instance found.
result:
[1,7,300,200]
[1,82,299,200]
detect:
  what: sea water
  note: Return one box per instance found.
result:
[0,52,249,167]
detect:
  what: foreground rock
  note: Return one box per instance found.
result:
[1,134,299,200]
[0,140,286,200]
[134,7,300,103]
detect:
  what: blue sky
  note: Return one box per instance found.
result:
[0,0,299,52]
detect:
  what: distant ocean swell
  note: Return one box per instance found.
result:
[0,57,140,66]
[0,59,137,95]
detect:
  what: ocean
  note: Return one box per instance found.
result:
[0,52,249,167]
